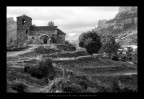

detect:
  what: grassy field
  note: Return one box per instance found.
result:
[42,49,89,58]
[7,49,137,93]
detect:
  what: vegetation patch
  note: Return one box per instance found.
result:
[7,45,31,52]
[34,46,61,54]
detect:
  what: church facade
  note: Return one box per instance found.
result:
[16,14,66,47]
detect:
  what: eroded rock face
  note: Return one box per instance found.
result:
[95,6,137,46]
[96,7,137,32]
[97,20,107,28]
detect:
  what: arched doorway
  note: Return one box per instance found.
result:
[44,38,47,44]
[39,35,49,44]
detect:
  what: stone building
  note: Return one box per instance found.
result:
[16,14,66,47]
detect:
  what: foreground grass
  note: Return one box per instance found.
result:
[52,56,136,75]
[19,49,89,58]
[7,65,137,93]
[7,55,137,93]
[43,50,89,58]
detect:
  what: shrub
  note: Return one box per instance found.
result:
[24,58,56,82]
[57,45,76,51]
[85,42,102,55]
[112,55,119,61]
[7,80,28,93]
[102,35,121,58]
[34,46,60,54]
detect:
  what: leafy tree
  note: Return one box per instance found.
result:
[48,21,54,26]
[102,35,121,58]
[85,42,102,55]
[79,31,102,55]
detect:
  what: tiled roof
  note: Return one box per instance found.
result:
[57,28,66,35]
[17,14,32,19]
[30,26,57,31]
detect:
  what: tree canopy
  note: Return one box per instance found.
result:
[48,21,54,26]
[79,31,102,55]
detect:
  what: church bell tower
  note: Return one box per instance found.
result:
[17,14,32,47]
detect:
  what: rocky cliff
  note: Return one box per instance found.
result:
[95,6,137,46]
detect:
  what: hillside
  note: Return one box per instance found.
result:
[7,17,17,43]
[117,25,137,45]
[95,6,137,46]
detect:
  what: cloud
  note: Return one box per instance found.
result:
[7,6,119,40]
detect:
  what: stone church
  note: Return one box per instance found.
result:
[16,14,66,47]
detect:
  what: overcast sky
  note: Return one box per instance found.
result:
[7,6,119,40]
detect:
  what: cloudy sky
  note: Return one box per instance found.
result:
[7,6,119,40]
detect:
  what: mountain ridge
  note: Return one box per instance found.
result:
[94,6,137,46]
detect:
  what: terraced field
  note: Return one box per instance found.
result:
[7,49,137,93]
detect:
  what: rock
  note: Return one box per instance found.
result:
[9,82,28,93]
[118,7,137,14]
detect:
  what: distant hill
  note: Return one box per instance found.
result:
[7,17,17,43]
[65,33,82,48]
[94,6,137,46]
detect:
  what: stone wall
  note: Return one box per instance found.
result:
[30,31,55,39]
[30,30,65,44]
[56,35,65,44]
[57,44,76,51]
[17,30,28,47]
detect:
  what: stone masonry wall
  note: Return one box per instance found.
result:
[17,16,32,47]
[56,35,65,44]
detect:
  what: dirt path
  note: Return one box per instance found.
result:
[7,44,39,57]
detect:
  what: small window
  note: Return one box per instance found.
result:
[22,19,26,25]
[32,37,35,39]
